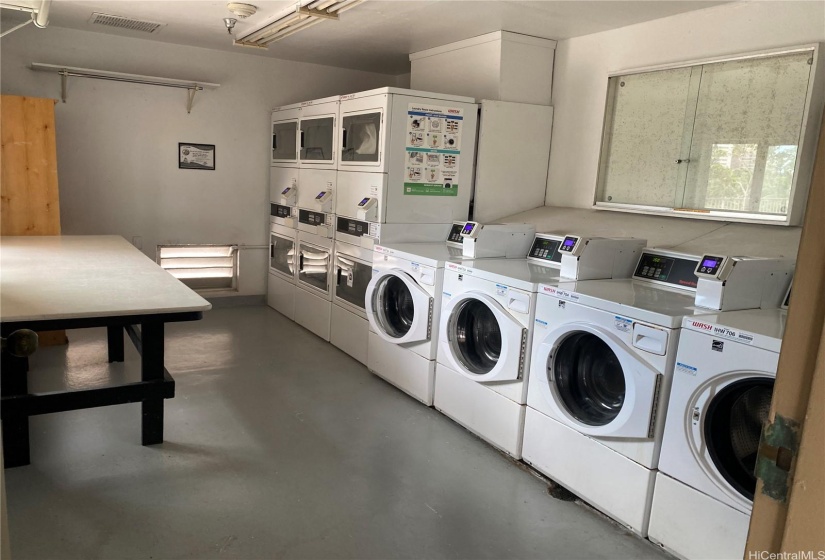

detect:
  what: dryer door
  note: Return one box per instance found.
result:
[441,291,527,383]
[366,269,433,345]
[690,373,774,505]
[534,323,662,438]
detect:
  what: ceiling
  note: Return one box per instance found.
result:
[2,0,730,74]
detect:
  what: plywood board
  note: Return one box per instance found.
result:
[1,95,61,236]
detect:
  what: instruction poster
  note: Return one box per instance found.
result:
[405,104,463,196]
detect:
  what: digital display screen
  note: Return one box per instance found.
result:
[558,236,578,253]
[299,209,326,226]
[462,223,476,235]
[271,203,291,219]
[633,252,699,288]
[447,223,464,244]
[315,191,327,200]
[281,187,291,195]
[698,255,725,276]
[359,197,370,206]
[337,217,367,237]
[528,238,563,263]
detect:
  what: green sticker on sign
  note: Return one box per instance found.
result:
[404,183,459,196]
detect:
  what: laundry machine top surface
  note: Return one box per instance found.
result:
[446,258,562,292]
[681,308,787,353]
[374,242,464,268]
[539,278,714,329]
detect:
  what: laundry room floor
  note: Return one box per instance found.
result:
[4,304,673,560]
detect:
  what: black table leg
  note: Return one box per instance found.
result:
[140,321,164,445]
[107,325,124,363]
[2,352,30,468]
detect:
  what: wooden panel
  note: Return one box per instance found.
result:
[1,95,65,346]
[781,328,825,553]
[1,95,61,236]
[747,105,825,554]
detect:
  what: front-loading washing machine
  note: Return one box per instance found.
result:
[329,221,464,365]
[648,300,790,560]
[522,250,794,536]
[365,223,537,405]
[435,235,647,458]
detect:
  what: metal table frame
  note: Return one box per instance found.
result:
[1,311,202,468]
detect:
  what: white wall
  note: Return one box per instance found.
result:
[546,0,825,208]
[0,26,397,297]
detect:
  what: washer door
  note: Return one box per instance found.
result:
[534,323,662,437]
[440,291,526,382]
[692,375,774,503]
[366,269,433,345]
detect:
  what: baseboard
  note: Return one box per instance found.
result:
[206,295,266,308]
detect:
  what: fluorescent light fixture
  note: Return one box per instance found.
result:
[234,0,364,48]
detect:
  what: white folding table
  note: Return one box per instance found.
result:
[0,235,211,468]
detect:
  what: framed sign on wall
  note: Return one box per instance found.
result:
[179,143,215,170]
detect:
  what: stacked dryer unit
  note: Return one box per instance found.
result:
[648,288,792,559]
[267,102,302,320]
[331,88,479,364]
[365,222,535,405]
[522,251,794,536]
[435,234,647,458]
[294,95,340,341]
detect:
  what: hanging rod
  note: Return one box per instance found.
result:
[30,63,220,114]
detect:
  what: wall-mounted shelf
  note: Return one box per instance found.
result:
[30,63,220,113]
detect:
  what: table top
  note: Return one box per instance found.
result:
[1,235,211,323]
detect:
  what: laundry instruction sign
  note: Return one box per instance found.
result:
[404,104,463,196]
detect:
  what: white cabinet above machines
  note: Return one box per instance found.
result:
[336,88,478,225]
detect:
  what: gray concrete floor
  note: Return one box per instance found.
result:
[6,305,673,560]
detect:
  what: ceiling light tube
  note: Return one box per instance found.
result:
[328,0,361,13]
[252,15,309,42]
[238,4,305,43]
[32,0,50,28]
[261,16,322,44]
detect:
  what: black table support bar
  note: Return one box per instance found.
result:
[0,370,174,417]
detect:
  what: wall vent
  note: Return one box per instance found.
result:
[89,12,166,34]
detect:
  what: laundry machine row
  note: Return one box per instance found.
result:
[434,235,649,459]
[521,250,794,538]
[268,88,480,351]
[365,222,538,405]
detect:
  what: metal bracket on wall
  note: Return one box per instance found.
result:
[32,63,219,114]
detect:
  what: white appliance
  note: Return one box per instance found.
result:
[649,303,789,560]
[459,221,536,258]
[267,103,301,316]
[270,102,301,224]
[294,230,335,341]
[330,222,457,365]
[336,87,478,226]
[435,236,647,458]
[267,222,298,320]
[522,250,793,536]
[365,222,536,405]
[297,96,339,238]
[271,102,300,168]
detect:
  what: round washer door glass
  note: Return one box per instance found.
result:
[704,378,774,501]
[374,275,415,338]
[550,332,626,426]
[451,299,501,374]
